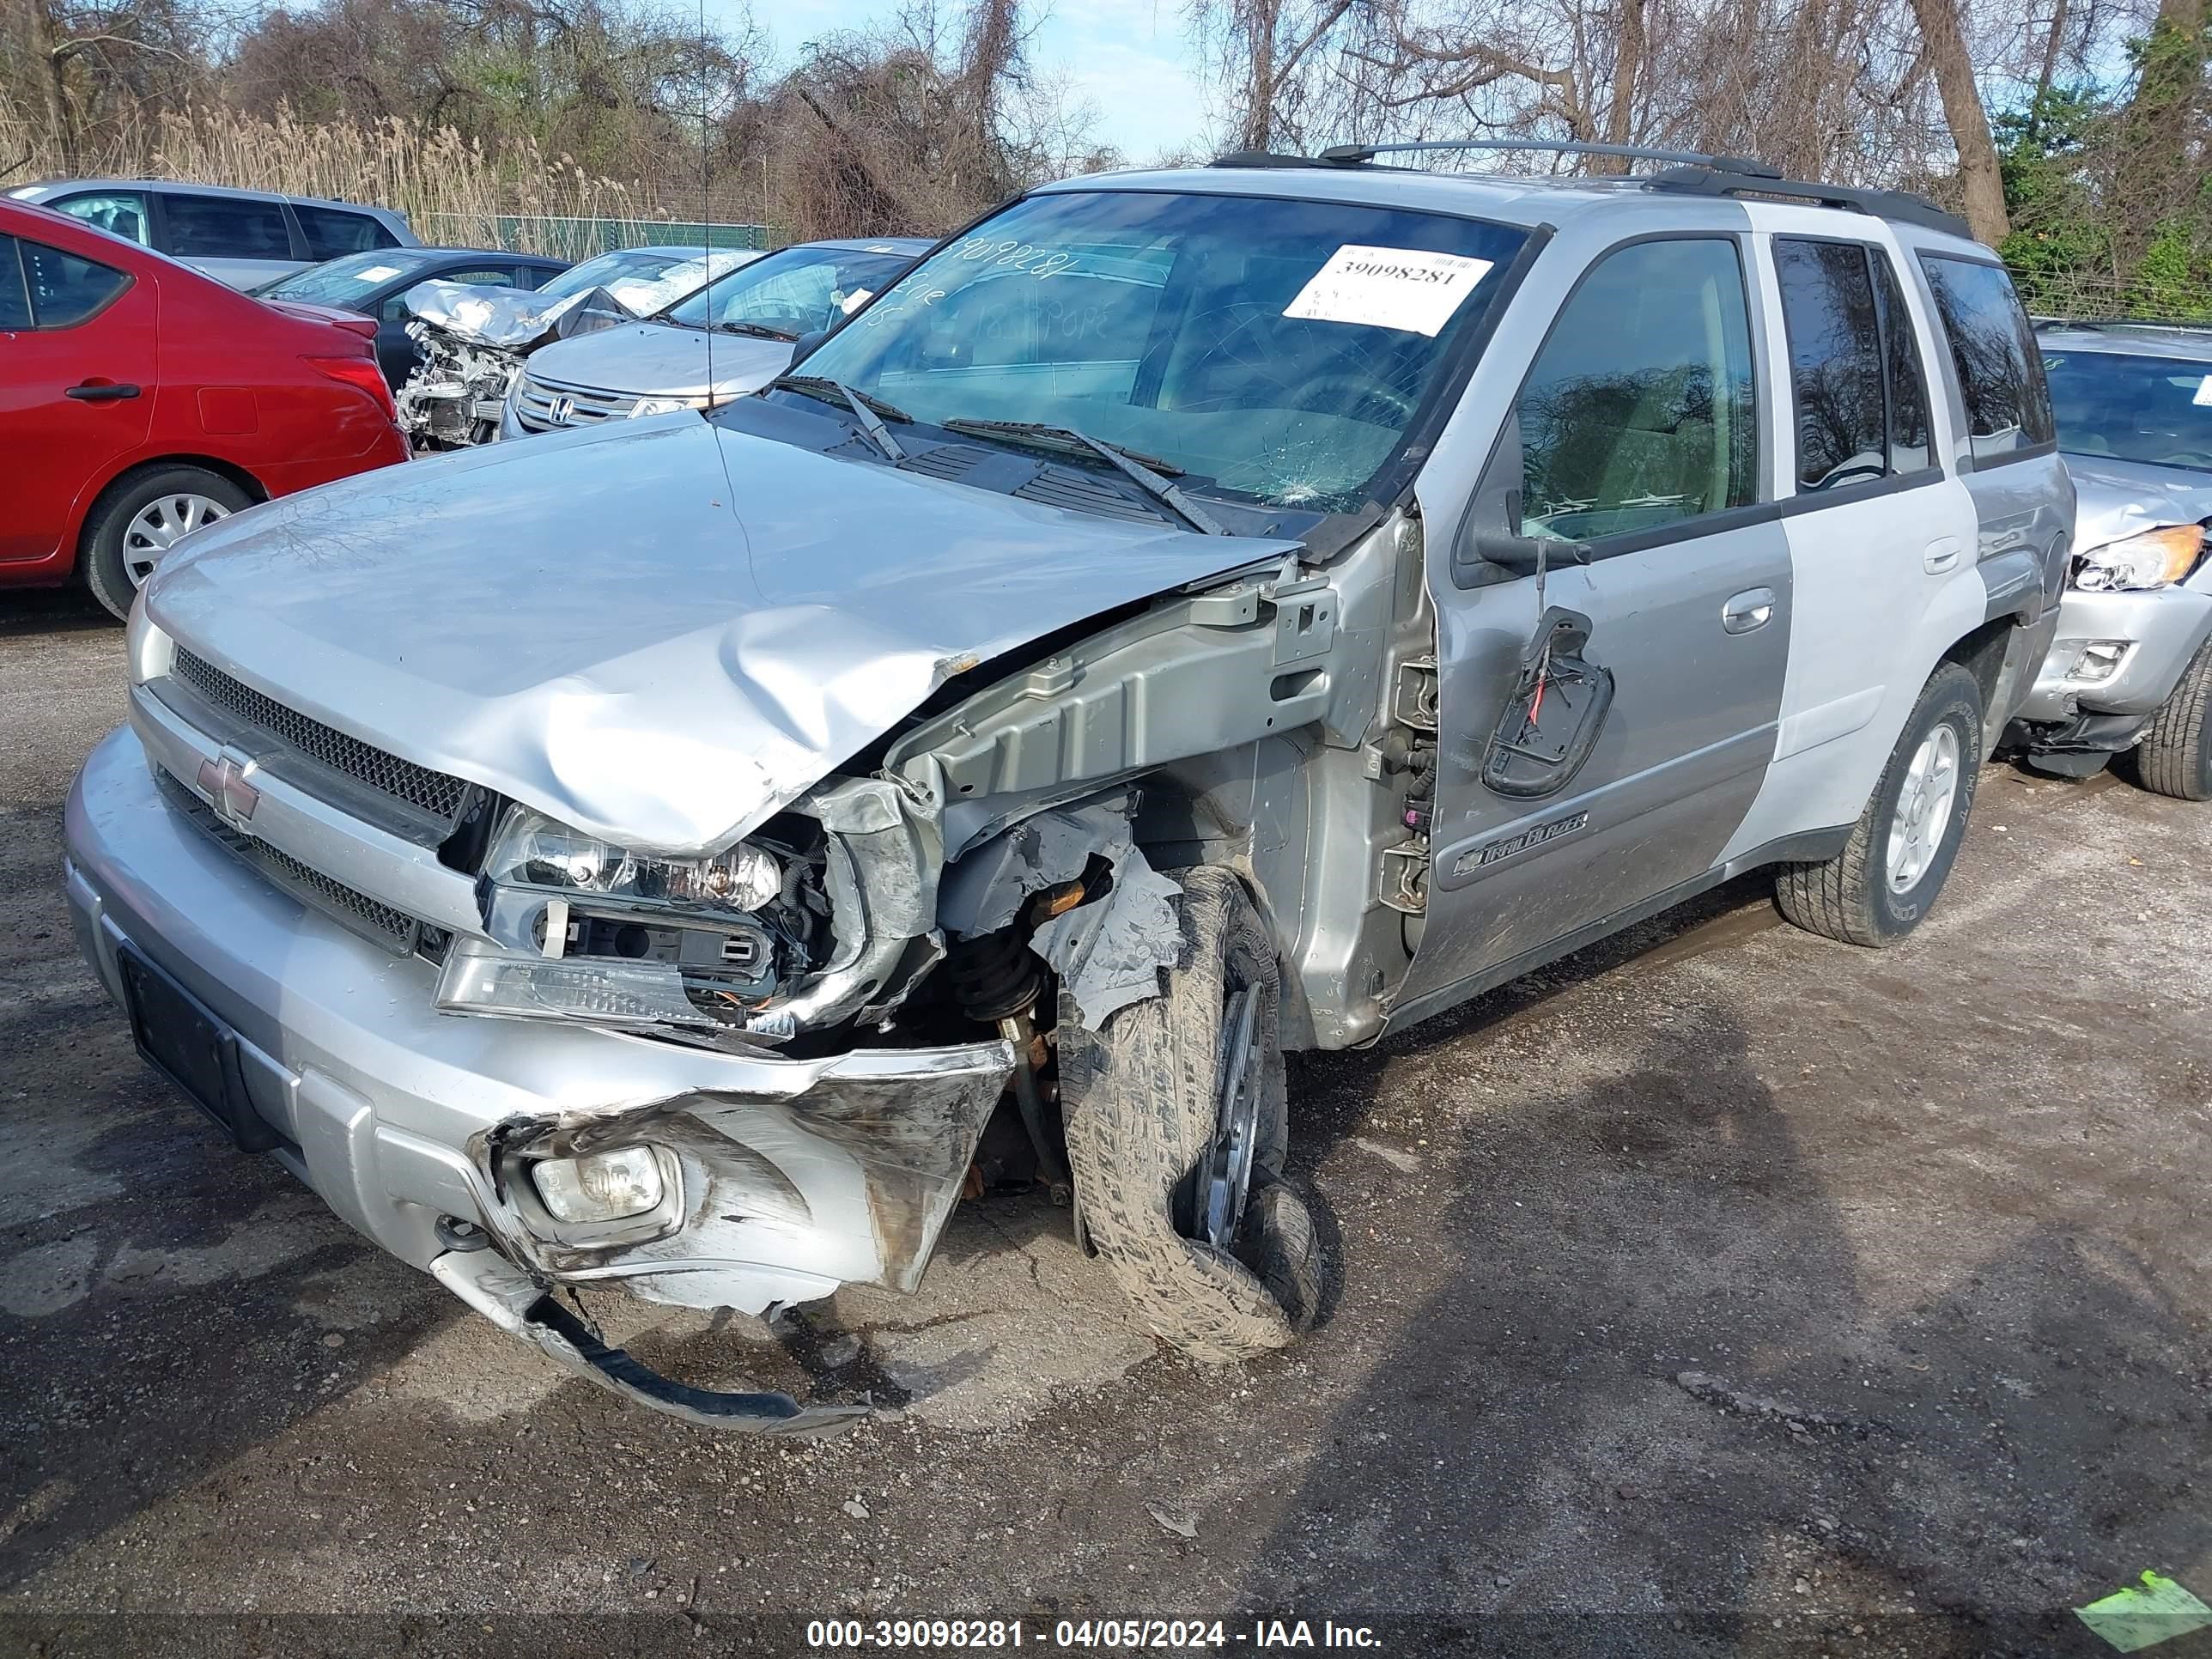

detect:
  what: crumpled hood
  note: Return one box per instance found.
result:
[525,322,791,401]
[2066,455,2212,553]
[143,415,1294,855]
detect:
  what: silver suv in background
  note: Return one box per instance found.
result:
[500,236,931,434]
[2011,321,2212,795]
[4,179,416,289]
[66,146,2069,1434]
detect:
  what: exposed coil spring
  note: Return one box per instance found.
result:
[947,927,1043,1023]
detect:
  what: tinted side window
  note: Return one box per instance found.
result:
[1516,238,1759,541]
[52,191,151,246]
[0,237,31,329]
[1870,252,1931,472]
[1920,255,2056,460]
[1775,240,1887,489]
[163,192,293,259]
[21,239,131,327]
[295,204,398,259]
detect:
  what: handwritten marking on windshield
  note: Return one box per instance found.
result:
[950,235,1077,279]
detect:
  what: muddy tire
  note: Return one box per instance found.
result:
[2131,639,2212,801]
[1058,866,1323,1363]
[1777,662,1983,947]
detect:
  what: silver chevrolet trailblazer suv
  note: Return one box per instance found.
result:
[66,143,2072,1435]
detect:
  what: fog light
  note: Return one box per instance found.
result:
[531,1146,665,1223]
[2072,640,2130,684]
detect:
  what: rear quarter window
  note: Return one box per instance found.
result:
[295,204,398,260]
[1919,255,2055,464]
[162,192,294,260]
[16,237,131,327]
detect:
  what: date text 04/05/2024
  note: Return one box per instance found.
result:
[804,1619,1385,1649]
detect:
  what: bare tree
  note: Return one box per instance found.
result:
[1905,0,2009,240]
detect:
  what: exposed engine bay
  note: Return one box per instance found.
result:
[394,279,633,449]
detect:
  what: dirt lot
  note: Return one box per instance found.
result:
[3,590,2210,1658]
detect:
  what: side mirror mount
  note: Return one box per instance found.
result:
[789,328,829,364]
[1462,532,1594,580]
[1452,422,1592,586]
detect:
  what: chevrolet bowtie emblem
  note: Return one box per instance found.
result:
[197,752,260,823]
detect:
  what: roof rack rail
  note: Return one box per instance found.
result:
[1207,138,1974,239]
[1645,163,1971,239]
[1310,137,1783,176]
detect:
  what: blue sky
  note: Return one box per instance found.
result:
[724,0,1214,163]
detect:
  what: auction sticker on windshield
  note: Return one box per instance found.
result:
[2193,374,2212,407]
[353,265,403,283]
[1282,245,1494,337]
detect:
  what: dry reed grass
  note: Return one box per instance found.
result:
[0,101,725,252]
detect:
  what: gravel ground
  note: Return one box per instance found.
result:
[3,591,2209,1657]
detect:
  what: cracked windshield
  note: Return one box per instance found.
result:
[792,189,1529,513]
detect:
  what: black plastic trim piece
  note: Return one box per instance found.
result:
[525,1296,871,1437]
[1774,466,1945,518]
[1646,166,1972,239]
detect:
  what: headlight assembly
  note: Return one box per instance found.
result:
[484,809,782,914]
[630,394,712,418]
[441,807,826,1036]
[2072,525,2205,592]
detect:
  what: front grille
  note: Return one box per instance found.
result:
[168,649,469,829]
[156,770,434,958]
[513,374,639,431]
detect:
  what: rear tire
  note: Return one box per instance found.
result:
[82,465,252,621]
[1777,662,1983,947]
[2130,639,2212,800]
[1058,866,1323,1364]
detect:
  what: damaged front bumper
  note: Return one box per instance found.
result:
[64,726,1011,1430]
[2015,580,2212,726]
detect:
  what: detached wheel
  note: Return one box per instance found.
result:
[2131,639,2212,800]
[1777,662,1983,946]
[1059,866,1323,1363]
[82,465,251,620]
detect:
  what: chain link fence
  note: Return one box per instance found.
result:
[415,212,788,259]
[2009,268,2212,326]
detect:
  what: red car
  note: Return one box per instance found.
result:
[0,197,410,618]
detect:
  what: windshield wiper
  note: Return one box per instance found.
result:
[769,374,911,463]
[941,419,1229,535]
[713,319,797,341]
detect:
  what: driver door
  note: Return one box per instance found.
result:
[1397,234,1793,1018]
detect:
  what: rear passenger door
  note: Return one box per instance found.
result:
[1403,234,1794,1012]
[1917,254,2071,645]
[1718,221,1984,863]
[155,191,301,289]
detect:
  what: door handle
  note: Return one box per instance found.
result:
[66,381,142,402]
[1923,537,1962,574]
[1722,587,1775,634]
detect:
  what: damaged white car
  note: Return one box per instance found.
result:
[67,148,2069,1434]
[395,250,761,449]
